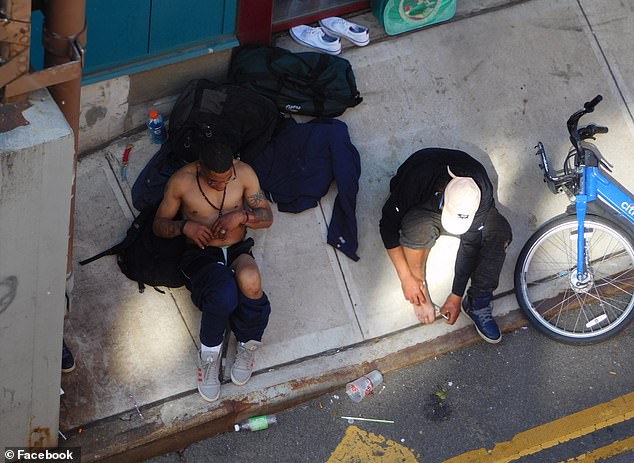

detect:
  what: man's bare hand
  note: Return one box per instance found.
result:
[413,303,436,325]
[210,210,245,240]
[183,221,213,249]
[440,293,462,325]
[400,274,426,306]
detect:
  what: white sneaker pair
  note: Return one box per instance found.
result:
[290,17,370,55]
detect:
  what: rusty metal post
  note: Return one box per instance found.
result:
[42,0,86,280]
[0,0,32,103]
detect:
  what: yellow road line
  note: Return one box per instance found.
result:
[327,425,419,463]
[442,391,634,463]
[560,435,634,462]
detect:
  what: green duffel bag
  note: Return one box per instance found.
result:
[228,45,363,118]
[372,0,456,35]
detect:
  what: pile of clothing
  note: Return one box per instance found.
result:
[252,117,361,261]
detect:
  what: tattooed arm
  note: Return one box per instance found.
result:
[208,162,273,239]
[153,173,185,238]
[241,163,273,229]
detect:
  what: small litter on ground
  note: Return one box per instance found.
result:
[340,416,394,424]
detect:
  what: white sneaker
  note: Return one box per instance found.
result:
[289,25,342,55]
[319,17,370,47]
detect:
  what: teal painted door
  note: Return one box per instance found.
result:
[149,0,237,53]
[80,0,236,76]
[84,0,151,73]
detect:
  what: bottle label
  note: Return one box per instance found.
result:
[248,415,269,431]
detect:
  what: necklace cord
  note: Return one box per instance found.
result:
[196,170,227,216]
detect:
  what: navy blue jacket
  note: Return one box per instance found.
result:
[251,118,361,261]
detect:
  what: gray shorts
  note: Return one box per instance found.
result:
[400,204,511,251]
[399,204,445,249]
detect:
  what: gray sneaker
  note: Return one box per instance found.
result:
[197,350,221,401]
[231,340,262,386]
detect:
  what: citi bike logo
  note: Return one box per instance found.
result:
[621,201,634,216]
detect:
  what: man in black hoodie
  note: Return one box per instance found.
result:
[379,148,512,343]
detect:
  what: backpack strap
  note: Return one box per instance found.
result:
[78,248,117,265]
[308,53,330,80]
[78,207,158,266]
[309,54,330,115]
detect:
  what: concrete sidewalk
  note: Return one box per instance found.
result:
[59,0,634,461]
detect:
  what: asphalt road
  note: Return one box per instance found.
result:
[145,323,634,463]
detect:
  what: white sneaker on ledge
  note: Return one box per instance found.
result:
[319,17,370,47]
[289,25,342,55]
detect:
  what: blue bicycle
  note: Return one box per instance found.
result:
[514,95,634,344]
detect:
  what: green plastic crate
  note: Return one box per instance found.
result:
[372,0,457,35]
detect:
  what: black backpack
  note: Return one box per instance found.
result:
[131,80,282,210]
[78,205,186,293]
[131,144,186,211]
[168,79,281,164]
[228,45,363,118]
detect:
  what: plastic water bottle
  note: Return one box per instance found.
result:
[147,109,167,144]
[345,370,384,403]
[234,414,277,432]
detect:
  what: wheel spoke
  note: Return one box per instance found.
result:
[584,290,625,315]
[517,217,634,342]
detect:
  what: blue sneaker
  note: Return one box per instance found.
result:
[461,298,502,344]
[62,341,75,373]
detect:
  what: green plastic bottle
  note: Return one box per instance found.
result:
[234,414,277,432]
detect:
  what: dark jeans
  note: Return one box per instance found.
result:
[181,240,271,346]
[401,205,512,304]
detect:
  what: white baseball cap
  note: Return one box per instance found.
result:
[441,167,481,235]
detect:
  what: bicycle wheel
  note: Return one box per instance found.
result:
[515,214,634,344]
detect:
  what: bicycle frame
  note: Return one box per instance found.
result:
[518,95,634,343]
[575,162,634,277]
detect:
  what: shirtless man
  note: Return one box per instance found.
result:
[153,141,273,401]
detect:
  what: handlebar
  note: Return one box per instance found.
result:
[578,124,609,140]
[566,94,608,163]
[536,95,610,193]
[584,94,602,112]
